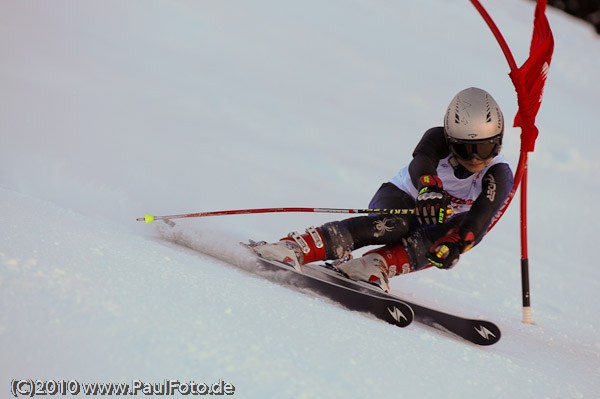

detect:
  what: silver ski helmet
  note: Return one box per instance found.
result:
[443,87,504,161]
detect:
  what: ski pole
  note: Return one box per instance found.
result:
[137,207,416,224]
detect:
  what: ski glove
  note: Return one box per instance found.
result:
[415,175,449,225]
[427,227,475,269]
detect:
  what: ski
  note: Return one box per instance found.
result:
[251,253,414,328]
[154,220,412,328]
[155,218,496,344]
[300,262,501,346]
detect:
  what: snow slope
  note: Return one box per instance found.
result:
[1,0,599,397]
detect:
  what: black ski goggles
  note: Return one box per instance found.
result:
[448,135,502,161]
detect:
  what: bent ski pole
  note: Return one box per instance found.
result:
[137,207,416,224]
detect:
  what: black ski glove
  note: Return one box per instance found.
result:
[427,227,475,269]
[415,175,449,225]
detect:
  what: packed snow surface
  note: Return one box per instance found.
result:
[1,0,599,398]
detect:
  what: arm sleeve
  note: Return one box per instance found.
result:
[408,127,450,188]
[460,163,514,243]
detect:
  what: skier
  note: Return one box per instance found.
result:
[252,87,514,292]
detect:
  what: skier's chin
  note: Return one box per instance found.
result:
[459,159,490,173]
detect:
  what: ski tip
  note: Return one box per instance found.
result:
[144,214,155,224]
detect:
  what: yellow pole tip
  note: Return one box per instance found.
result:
[145,214,155,224]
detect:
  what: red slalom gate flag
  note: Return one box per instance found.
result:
[510,0,554,152]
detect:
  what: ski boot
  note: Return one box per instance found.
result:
[250,227,326,272]
[336,244,413,292]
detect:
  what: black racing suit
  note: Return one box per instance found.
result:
[317,127,514,270]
